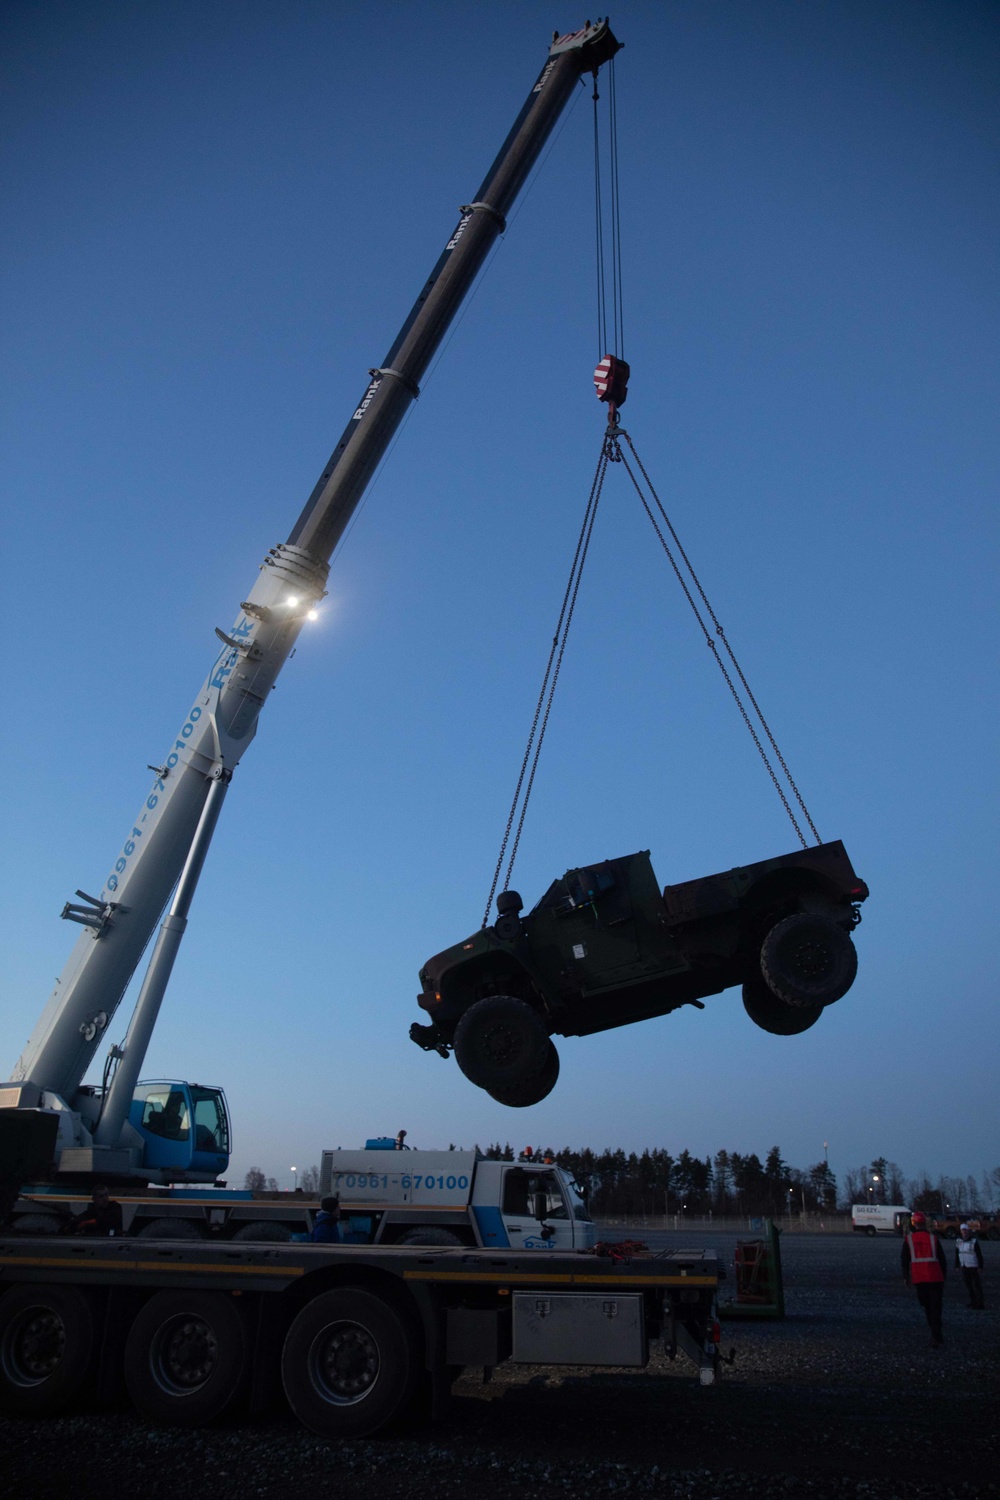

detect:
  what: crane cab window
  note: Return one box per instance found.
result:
[142,1089,190,1141]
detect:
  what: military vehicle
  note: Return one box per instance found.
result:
[410,840,868,1105]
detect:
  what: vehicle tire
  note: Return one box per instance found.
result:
[760,914,857,1007]
[230,1221,293,1243]
[741,975,822,1036]
[945,1226,958,1240]
[397,1228,463,1247]
[866,1226,877,1237]
[281,1287,420,1439]
[10,1213,62,1236]
[988,1228,1000,1242]
[123,1289,250,1426]
[486,1041,560,1107]
[0,1284,96,1415]
[453,995,549,1092]
[136,1218,206,1239]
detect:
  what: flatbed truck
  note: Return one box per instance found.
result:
[0,1235,724,1437]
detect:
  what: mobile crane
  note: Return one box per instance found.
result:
[0,20,623,1198]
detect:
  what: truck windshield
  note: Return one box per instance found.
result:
[566,1179,593,1223]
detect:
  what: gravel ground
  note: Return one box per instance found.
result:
[1,1232,996,1500]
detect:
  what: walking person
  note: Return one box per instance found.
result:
[901,1210,948,1346]
[955,1223,985,1309]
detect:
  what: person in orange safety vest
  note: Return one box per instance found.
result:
[901,1210,948,1346]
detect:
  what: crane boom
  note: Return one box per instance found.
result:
[4,22,621,1166]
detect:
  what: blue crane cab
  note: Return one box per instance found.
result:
[129,1080,230,1179]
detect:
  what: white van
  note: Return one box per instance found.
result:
[852,1203,910,1236]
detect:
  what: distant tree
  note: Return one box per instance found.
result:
[808,1161,837,1212]
[869,1157,889,1203]
[299,1165,320,1194]
[244,1167,266,1191]
[266,1177,278,1192]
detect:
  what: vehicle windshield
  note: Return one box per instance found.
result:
[565,1178,593,1222]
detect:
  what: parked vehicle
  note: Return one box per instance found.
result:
[320,1147,595,1251]
[851,1204,911,1236]
[927,1210,1000,1241]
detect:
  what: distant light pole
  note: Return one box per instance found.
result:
[872,1173,880,1205]
[290,1166,297,1191]
[823,1141,829,1167]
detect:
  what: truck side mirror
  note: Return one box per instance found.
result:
[533,1191,548,1222]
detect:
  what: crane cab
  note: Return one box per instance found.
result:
[129,1081,230,1181]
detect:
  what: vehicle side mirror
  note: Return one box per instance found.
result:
[533,1192,548,1222]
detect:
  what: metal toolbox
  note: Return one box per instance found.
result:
[512,1292,647,1366]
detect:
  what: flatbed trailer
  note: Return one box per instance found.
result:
[0,1236,723,1437]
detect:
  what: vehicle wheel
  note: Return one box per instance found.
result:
[760,914,857,1007]
[281,1287,420,1439]
[10,1213,62,1236]
[397,1228,463,1247]
[487,1041,560,1107]
[123,1290,250,1426]
[945,1226,958,1240]
[453,995,550,1092]
[988,1228,1000,1242]
[741,975,822,1036]
[866,1226,877,1237]
[230,1221,293,1243]
[0,1285,96,1415]
[136,1218,206,1239]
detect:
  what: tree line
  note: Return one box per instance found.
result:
[481,1145,1000,1219]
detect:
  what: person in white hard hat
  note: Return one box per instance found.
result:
[955,1223,985,1309]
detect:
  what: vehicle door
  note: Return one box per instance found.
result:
[500,1166,574,1250]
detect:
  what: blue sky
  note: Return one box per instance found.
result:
[2,1,996,1195]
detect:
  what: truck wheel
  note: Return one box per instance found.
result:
[136,1218,206,1239]
[487,1041,560,1106]
[123,1289,250,1426]
[10,1213,62,1236]
[865,1226,877,1237]
[0,1285,96,1415]
[230,1222,293,1242]
[760,914,857,1007]
[453,995,549,1092]
[281,1287,420,1439]
[742,975,822,1036]
[397,1228,463,1246]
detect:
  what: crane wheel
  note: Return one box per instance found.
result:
[136,1218,206,1240]
[453,995,550,1092]
[760,914,858,1007]
[281,1287,420,1439]
[0,1284,96,1415]
[123,1289,250,1426]
[398,1228,463,1246]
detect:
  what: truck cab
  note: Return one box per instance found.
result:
[128,1081,230,1182]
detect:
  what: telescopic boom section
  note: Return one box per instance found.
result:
[6,23,622,1131]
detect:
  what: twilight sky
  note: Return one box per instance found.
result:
[1,0,997,1196]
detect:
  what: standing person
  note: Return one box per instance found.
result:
[955,1223,985,1308]
[312,1196,341,1244]
[70,1185,123,1237]
[901,1210,947,1346]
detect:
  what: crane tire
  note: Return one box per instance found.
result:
[230,1222,293,1243]
[281,1287,420,1439]
[136,1218,206,1240]
[123,1289,250,1426]
[486,1041,560,1107]
[397,1228,463,1247]
[742,974,822,1036]
[0,1284,96,1415]
[760,914,857,1007]
[453,995,549,1092]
